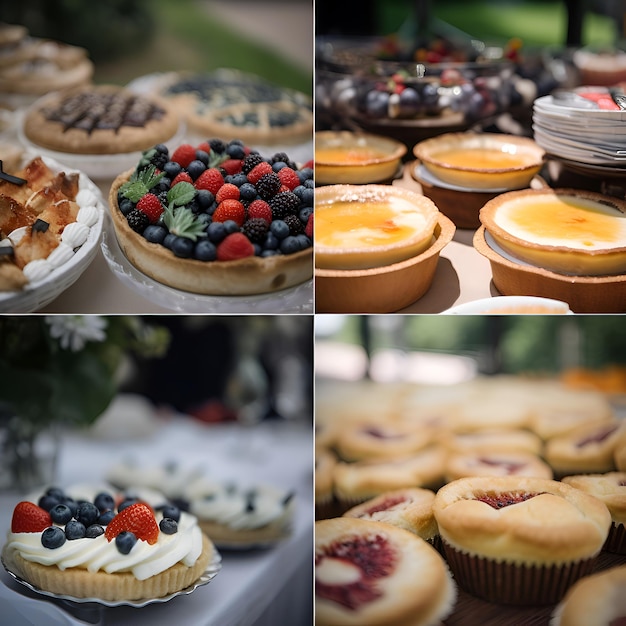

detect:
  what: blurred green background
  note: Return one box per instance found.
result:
[316,315,626,375]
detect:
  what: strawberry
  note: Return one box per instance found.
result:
[212,199,246,226]
[220,159,243,175]
[246,162,273,185]
[247,199,272,223]
[277,167,300,191]
[171,171,193,187]
[196,141,212,155]
[302,159,314,170]
[170,144,197,168]
[136,193,164,224]
[195,168,224,195]
[215,183,240,204]
[11,501,52,533]
[216,232,254,261]
[105,502,159,545]
[305,213,313,238]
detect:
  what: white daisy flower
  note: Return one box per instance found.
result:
[45,316,108,352]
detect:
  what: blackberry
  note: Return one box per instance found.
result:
[127,209,150,233]
[242,153,264,174]
[209,138,226,153]
[242,218,269,243]
[271,152,297,170]
[284,214,304,236]
[255,172,281,199]
[149,144,169,170]
[269,191,300,219]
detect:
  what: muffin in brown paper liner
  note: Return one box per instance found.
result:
[441,540,597,605]
[604,522,626,555]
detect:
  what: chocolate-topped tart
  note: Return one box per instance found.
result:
[23,85,180,155]
[480,188,626,276]
[151,69,312,145]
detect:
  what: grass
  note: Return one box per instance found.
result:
[376,1,617,48]
[93,0,312,95]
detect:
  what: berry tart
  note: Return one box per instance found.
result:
[107,460,296,547]
[1,485,216,602]
[145,69,313,146]
[22,84,179,156]
[433,476,611,605]
[0,155,102,293]
[315,517,457,626]
[108,138,313,296]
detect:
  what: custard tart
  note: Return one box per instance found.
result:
[480,188,626,276]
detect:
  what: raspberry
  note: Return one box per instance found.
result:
[105,502,159,545]
[216,232,255,261]
[213,199,246,226]
[11,501,52,533]
[215,183,240,204]
[305,213,313,238]
[136,193,164,224]
[256,172,281,199]
[221,159,243,175]
[196,141,212,154]
[277,167,300,191]
[246,161,273,185]
[247,199,272,223]
[302,159,314,170]
[171,171,193,187]
[194,168,224,194]
[278,184,291,194]
[170,144,197,168]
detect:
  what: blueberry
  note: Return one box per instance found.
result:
[85,524,105,538]
[253,243,262,256]
[271,161,287,172]
[50,503,73,525]
[239,183,257,202]
[196,189,215,209]
[280,235,300,254]
[223,220,239,235]
[300,187,314,205]
[159,518,178,535]
[45,487,66,500]
[226,143,246,160]
[194,240,217,261]
[170,498,191,512]
[41,526,66,549]
[38,494,60,512]
[94,492,115,512]
[364,89,389,118]
[187,160,206,180]
[77,502,100,526]
[398,86,421,117]
[163,161,182,178]
[98,510,115,525]
[263,232,279,250]
[118,197,135,216]
[195,149,209,165]
[115,531,137,555]
[295,234,312,249]
[65,520,86,540]
[118,498,138,513]
[154,143,168,154]
[299,206,313,223]
[156,177,171,193]
[62,497,78,518]
[207,221,226,243]
[303,178,314,188]
[421,83,440,109]
[261,249,280,257]
[270,220,290,240]
[196,213,211,228]
[163,233,177,250]
[229,173,248,187]
[171,236,194,258]
[143,224,167,244]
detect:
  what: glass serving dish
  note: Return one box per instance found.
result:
[316,35,516,145]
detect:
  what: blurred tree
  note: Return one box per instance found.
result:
[2,0,154,62]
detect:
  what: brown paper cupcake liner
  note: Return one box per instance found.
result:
[442,540,596,606]
[427,534,445,557]
[603,521,626,555]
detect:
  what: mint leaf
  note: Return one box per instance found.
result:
[167,181,196,207]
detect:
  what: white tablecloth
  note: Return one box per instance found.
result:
[0,417,314,626]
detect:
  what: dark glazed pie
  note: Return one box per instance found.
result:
[23,85,180,155]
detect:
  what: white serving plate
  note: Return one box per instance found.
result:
[443,295,573,314]
[0,154,105,312]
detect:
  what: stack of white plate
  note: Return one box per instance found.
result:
[532,90,626,173]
